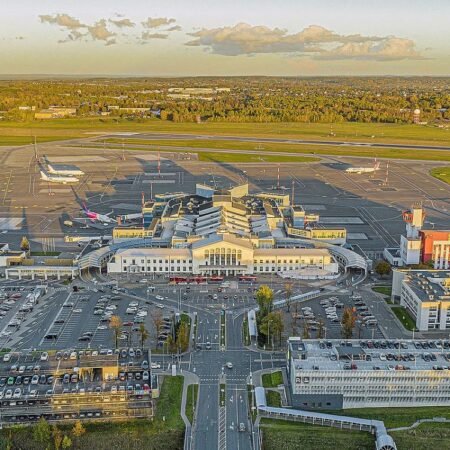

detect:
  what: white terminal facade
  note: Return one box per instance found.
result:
[288,338,450,410]
[392,269,450,331]
[107,184,352,278]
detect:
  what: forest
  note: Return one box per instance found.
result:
[0,76,449,125]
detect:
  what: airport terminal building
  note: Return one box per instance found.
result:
[288,338,450,410]
[106,184,350,278]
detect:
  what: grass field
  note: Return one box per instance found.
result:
[186,384,199,425]
[430,167,450,184]
[266,390,282,407]
[391,306,417,331]
[260,419,374,450]
[372,286,392,296]
[1,118,450,146]
[262,371,284,388]
[155,375,185,429]
[198,152,320,163]
[391,422,450,450]
[0,135,78,146]
[104,137,450,162]
[337,406,450,428]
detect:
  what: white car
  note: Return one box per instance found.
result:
[13,388,21,399]
[150,362,161,369]
[155,295,164,301]
[69,351,77,360]
[3,353,11,362]
[29,389,38,398]
[5,389,13,399]
[111,385,118,393]
[139,279,148,284]
[31,375,39,385]
[226,362,233,369]
[129,301,139,307]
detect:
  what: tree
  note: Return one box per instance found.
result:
[138,323,150,349]
[374,260,391,278]
[20,236,30,252]
[33,417,51,447]
[71,420,85,449]
[256,285,274,319]
[62,435,72,449]
[302,320,310,339]
[341,307,357,339]
[176,321,189,352]
[317,318,325,339]
[259,311,284,349]
[284,281,294,312]
[52,424,63,450]
[109,315,122,349]
[151,309,164,338]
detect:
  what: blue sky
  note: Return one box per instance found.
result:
[1,0,449,75]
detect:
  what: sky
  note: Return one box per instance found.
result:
[1,0,449,76]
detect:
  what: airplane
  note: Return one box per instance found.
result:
[345,160,380,174]
[79,203,117,225]
[40,170,79,184]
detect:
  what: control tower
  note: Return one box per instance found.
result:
[400,203,425,265]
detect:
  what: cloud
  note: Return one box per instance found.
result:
[315,37,424,61]
[166,25,182,32]
[186,23,423,60]
[141,31,169,40]
[39,13,85,30]
[40,14,117,45]
[109,18,135,28]
[87,20,116,41]
[142,17,176,29]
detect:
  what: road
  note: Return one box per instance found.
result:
[105,132,450,152]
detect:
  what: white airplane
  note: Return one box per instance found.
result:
[78,203,116,225]
[345,160,380,174]
[40,170,79,184]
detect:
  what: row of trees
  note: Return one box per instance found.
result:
[255,285,284,349]
[3,417,86,449]
[2,77,449,124]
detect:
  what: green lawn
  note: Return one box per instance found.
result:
[0,135,78,146]
[337,406,450,428]
[262,371,284,388]
[220,383,226,407]
[220,310,226,347]
[155,375,185,430]
[391,306,417,331]
[391,422,450,450]
[185,384,199,425]
[198,152,319,163]
[430,167,450,185]
[260,419,374,450]
[104,137,450,162]
[372,286,392,296]
[2,118,450,146]
[0,419,184,450]
[266,390,282,407]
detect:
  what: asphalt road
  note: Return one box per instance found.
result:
[109,132,450,152]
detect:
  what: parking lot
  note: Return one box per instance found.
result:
[0,348,159,424]
[282,291,385,340]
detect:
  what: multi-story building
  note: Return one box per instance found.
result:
[392,269,450,331]
[106,184,358,278]
[287,337,450,410]
[384,204,450,269]
[108,233,337,276]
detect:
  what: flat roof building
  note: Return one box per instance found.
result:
[288,337,450,410]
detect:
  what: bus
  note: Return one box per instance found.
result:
[169,276,188,284]
[191,276,208,284]
[239,276,257,283]
[209,276,224,283]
